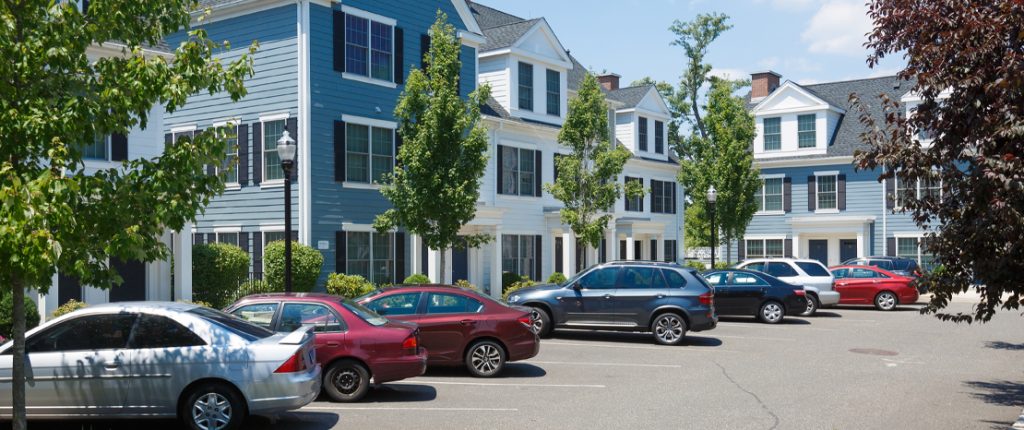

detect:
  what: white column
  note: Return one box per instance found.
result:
[427,248,441,284]
[791,233,801,260]
[856,232,865,258]
[409,234,422,276]
[562,231,576,277]
[40,275,57,321]
[657,236,665,262]
[625,236,635,260]
[585,242,598,267]
[443,248,453,284]
[173,223,193,301]
[605,229,615,262]
[490,230,503,298]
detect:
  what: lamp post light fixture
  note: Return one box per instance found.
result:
[707,185,717,269]
[277,130,297,293]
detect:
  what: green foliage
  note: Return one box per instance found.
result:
[684,261,708,271]
[631,77,685,151]
[547,74,641,248]
[191,243,250,308]
[374,11,493,256]
[454,279,479,292]
[51,299,88,318]
[670,12,732,138]
[235,279,278,302]
[326,273,375,299]
[714,262,730,270]
[502,272,527,291]
[0,295,39,339]
[547,272,567,284]
[502,279,538,301]
[263,241,324,293]
[403,273,431,284]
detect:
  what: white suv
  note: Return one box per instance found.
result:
[736,258,839,316]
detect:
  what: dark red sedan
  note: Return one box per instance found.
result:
[829,265,920,311]
[357,285,539,377]
[226,293,427,402]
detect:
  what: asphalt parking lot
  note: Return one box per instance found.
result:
[18,298,1024,430]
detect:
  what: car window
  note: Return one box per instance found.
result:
[27,313,137,353]
[366,292,421,316]
[620,267,661,289]
[188,307,275,341]
[904,260,919,272]
[130,314,206,349]
[795,262,831,277]
[340,300,388,327]
[847,259,866,266]
[231,303,279,330]
[279,303,345,333]
[426,293,484,314]
[766,262,799,277]
[870,260,894,270]
[743,262,766,272]
[732,273,768,286]
[703,272,727,286]
[578,267,619,290]
[832,268,849,279]
[852,268,879,278]
[662,269,688,288]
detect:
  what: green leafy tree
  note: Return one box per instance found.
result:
[669,12,732,139]
[855,0,1024,322]
[374,12,491,282]
[0,2,255,426]
[547,74,643,248]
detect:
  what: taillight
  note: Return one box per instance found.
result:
[517,315,532,327]
[274,350,308,373]
[402,334,418,355]
[794,289,806,296]
[699,292,713,306]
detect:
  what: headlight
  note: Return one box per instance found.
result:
[508,294,520,303]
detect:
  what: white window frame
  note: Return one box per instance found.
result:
[744,236,786,259]
[213,226,242,248]
[814,171,839,214]
[498,145,540,198]
[797,113,817,148]
[213,119,241,189]
[895,173,943,210]
[83,134,111,162]
[259,113,289,188]
[341,115,397,189]
[343,229,396,284]
[893,232,935,268]
[762,117,782,151]
[341,6,398,89]
[756,174,786,215]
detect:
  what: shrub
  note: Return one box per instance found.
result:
[264,241,324,293]
[192,243,250,308]
[547,272,567,284]
[326,273,375,299]
[51,299,88,318]
[234,279,279,302]
[714,262,731,270]
[684,261,708,271]
[454,279,479,292]
[502,272,526,292]
[403,273,431,284]
[502,279,537,302]
[0,293,40,339]
[180,300,214,309]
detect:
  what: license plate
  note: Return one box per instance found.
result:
[306,347,316,367]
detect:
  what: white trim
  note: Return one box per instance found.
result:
[341,5,397,26]
[752,81,846,114]
[756,211,786,216]
[298,0,312,246]
[893,231,927,239]
[343,182,382,190]
[813,170,840,177]
[744,234,787,240]
[259,224,285,232]
[259,112,290,122]
[170,124,197,134]
[341,114,397,129]
[788,215,876,225]
[451,0,483,35]
[213,121,241,187]
[340,223,376,233]
[458,30,485,47]
[342,73,399,89]
[213,226,242,233]
[761,173,786,179]
[755,175,786,215]
[260,180,285,189]
[754,148,828,159]
[754,156,855,169]
[814,209,841,215]
[212,118,241,127]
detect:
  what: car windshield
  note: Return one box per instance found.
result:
[188,307,275,341]
[339,300,388,327]
[560,268,590,287]
[796,262,831,277]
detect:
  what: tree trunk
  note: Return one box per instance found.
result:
[439,247,447,284]
[12,280,27,430]
[726,236,732,266]
[690,88,708,140]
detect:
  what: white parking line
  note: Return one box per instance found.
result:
[715,322,837,331]
[303,406,519,412]
[529,360,682,368]
[396,380,605,388]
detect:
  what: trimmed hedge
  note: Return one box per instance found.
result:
[234,279,279,302]
[454,279,479,292]
[684,261,708,271]
[502,279,537,301]
[264,241,323,293]
[403,273,431,284]
[52,299,88,318]
[326,273,375,299]
[502,272,527,292]
[547,272,567,284]
[0,293,40,339]
[192,243,250,308]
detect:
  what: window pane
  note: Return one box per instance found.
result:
[662,269,687,288]
[747,240,765,258]
[28,314,137,353]
[621,267,657,289]
[231,303,279,329]
[130,314,206,349]
[764,178,783,211]
[372,233,393,284]
[518,62,533,110]
[655,121,665,154]
[370,21,392,81]
[763,118,781,151]
[501,146,518,195]
[264,231,286,244]
[767,262,798,277]
[347,232,371,280]
[579,268,618,290]
[546,69,560,116]
[501,234,519,275]
[664,240,677,262]
[796,261,830,277]
[798,114,816,148]
[279,303,343,333]
[346,15,369,76]
[817,175,837,210]
[263,120,285,181]
[84,135,108,160]
[367,292,420,316]
[518,149,535,196]
[638,118,648,151]
[217,232,239,246]
[520,235,536,280]
[426,293,483,314]
[346,124,370,182]
[733,273,766,285]
[896,238,918,260]
[223,125,239,183]
[765,239,784,257]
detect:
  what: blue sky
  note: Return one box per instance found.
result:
[476,0,907,87]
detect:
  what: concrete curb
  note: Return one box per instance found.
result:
[1012,407,1024,429]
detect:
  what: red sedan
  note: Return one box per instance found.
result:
[226,293,427,402]
[829,265,920,311]
[357,285,539,377]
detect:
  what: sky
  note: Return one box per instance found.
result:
[475,0,907,87]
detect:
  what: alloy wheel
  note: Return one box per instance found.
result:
[654,315,684,343]
[529,309,544,334]
[762,303,783,323]
[876,292,897,310]
[192,392,232,430]
[471,344,502,374]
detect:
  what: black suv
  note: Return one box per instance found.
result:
[505,262,717,345]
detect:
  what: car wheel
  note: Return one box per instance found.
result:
[528,307,552,338]
[758,301,785,324]
[651,313,687,346]
[181,382,246,430]
[799,294,819,316]
[465,340,506,377]
[324,359,371,402]
[875,291,898,311]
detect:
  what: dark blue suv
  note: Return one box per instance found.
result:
[506,262,717,345]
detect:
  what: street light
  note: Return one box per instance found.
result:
[277,130,296,293]
[707,185,717,269]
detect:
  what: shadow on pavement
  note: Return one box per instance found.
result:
[717,316,811,325]
[549,329,723,347]
[812,311,843,318]
[964,380,1024,406]
[984,341,1024,351]
[831,305,924,312]
[10,412,340,430]
[363,384,438,402]
[423,362,547,378]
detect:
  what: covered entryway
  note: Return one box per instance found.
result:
[109,258,146,302]
[839,239,858,263]
[808,240,828,265]
[788,215,876,266]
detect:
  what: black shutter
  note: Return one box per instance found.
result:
[253,233,263,274]
[238,124,249,186]
[534,235,542,282]
[164,132,172,149]
[837,174,847,210]
[334,121,346,182]
[650,181,660,212]
[193,233,204,245]
[639,178,645,211]
[650,239,657,262]
[394,131,403,168]
[886,177,896,209]
[81,0,89,14]
[252,123,262,185]
[333,10,345,72]
[239,232,249,254]
[554,237,563,273]
[394,27,404,84]
[57,273,82,305]
[286,118,298,182]
[496,145,504,194]
[111,133,128,161]
[336,231,347,273]
[394,232,406,283]
[807,176,816,211]
[784,239,793,258]
[420,240,428,279]
[534,150,542,197]
[420,34,431,69]
[671,182,677,214]
[886,237,896,257]
[619,240,626,261]
[553,153,561,183]
[783,177,792,212]
[738,239,746,261]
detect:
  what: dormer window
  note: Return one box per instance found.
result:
[546,69,560,116]
[797,114,816,148]
[518,62,533,111]
[763,117,781,151]
[638,117,648,151]
[655,121,664,154]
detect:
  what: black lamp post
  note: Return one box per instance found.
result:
[707,185,717,269]
[277,130,297,293]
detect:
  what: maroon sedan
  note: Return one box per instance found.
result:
[226,293,427,402]
[829,265,920,311]
[357,285,539,377]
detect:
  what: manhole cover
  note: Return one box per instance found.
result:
[849,348,899,356]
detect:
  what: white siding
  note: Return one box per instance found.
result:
[479,56,509,112]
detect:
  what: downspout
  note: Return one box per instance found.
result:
[297,0,312,246]
[882,164,887,255]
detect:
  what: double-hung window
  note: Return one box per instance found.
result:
[217,122,239,184]
[746,239,785,258]
[638,117,648,151]
[546,69,560,116]
[663,240,677,263]
[346,124,394,184]
[262,119,286,182]
[625,177,643,212]
[654,120,664,154]
[346,14,393,82]
[817,174,838,210]
[499,146,538,197]
[763,117,781,151]
[346,231,394,284]
[518,62,533,111]
[896,237,936,270]
[756,177,784,212]
[650,180,676,214]
[215,232,239,247]
[797,114,816,148]
[83,135,109,160]
[502,234,537,281]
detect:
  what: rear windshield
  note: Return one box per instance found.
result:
[893,259,915,271]
[796,262,831,277]
[339,300,388,327]
[188,307,275,341]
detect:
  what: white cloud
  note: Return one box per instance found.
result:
[709,67,748,80]
[801,0,872,56]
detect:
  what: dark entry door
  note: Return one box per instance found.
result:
[808,240,829,266]
[57,273,81,306]
[451,241,469,283]
[839,239,857,263]
[109,258,146,302]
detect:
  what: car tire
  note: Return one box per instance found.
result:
[180,382,246,430]
[758,301,785,324]
[799,294,819,317]
[874,291,898,311]
[528,307,552,338]
[465,340,506,377]
[324,359,371,402]
[651,313,688,346]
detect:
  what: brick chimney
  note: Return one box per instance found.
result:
[750,71,781,101]
[597,73,621,91]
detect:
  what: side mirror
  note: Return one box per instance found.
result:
[570,282,581,290]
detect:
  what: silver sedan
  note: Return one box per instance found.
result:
[0,301,321,430]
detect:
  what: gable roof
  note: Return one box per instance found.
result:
[478,18,541,51]
[467,1,525,28]
[606,85,653,109]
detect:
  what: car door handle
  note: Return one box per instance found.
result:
[460,319,475,325]
[104,362,120,370]
[603,294,614,299]
[326,341,340,347]
[656,294,665,299]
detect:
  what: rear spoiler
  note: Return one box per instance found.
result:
[279,325,315,345]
